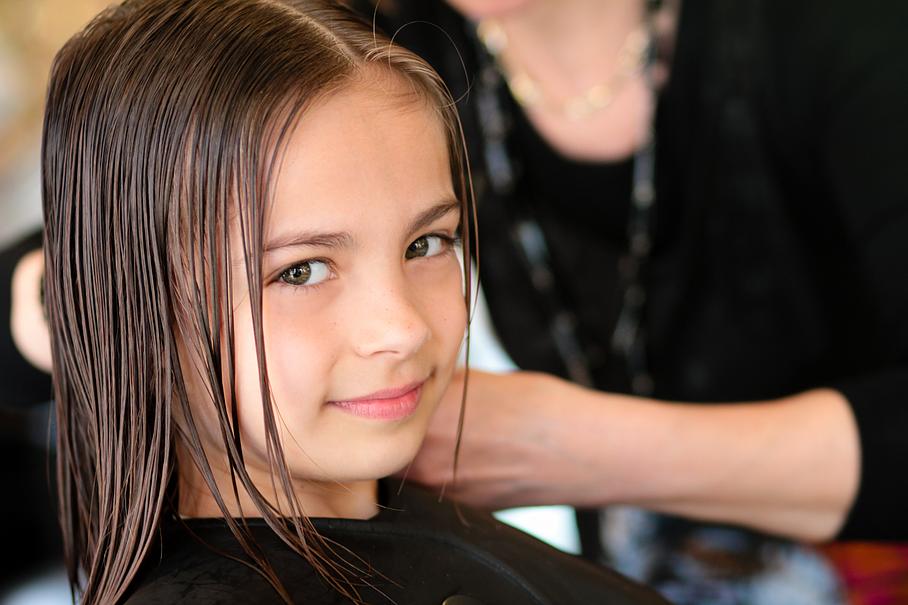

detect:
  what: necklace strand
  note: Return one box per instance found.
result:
[476,19,650,121]
[473,13,657,395]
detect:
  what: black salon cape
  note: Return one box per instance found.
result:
[125,482,669,604]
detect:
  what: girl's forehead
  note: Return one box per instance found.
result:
[275,78,447,188]
[256,75,453,241]
[267,63,436,129]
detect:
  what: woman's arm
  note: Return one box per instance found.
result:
[408,369,860,542]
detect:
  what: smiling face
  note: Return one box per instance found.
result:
[181,70,467,517]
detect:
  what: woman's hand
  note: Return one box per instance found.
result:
[407,367,859,542]
[406,369,608,509]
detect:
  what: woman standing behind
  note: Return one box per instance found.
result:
[371,0,908,603]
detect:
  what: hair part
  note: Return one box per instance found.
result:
[42,1,475,603]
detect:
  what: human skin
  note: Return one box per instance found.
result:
[10,248,51,373]
[178,70,467,520]
[446,0,660,161]
[407,369,860,542]
[444,0,535,19]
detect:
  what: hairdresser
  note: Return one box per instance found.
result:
[362,0,908,602]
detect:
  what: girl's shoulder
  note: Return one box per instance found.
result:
[125,482,668,604]
[123,517,318,604]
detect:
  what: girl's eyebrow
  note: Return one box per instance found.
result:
[264,199,460,254]
[264,231,353,254]
[405,199,460,236]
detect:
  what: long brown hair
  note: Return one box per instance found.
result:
[42,0,474,602]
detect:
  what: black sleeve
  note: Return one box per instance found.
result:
[803,2,908,540]
[835,371,908,540]
[0,230,53,408]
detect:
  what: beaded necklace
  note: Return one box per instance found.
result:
[472,4,659,396]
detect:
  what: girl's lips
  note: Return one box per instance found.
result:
[328,382,424,420]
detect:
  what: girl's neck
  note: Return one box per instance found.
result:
[177,447,381,520]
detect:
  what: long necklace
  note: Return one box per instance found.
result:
[472,11,658,397]
[476,18,650,122]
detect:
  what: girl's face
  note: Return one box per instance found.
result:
[190,73,466,511]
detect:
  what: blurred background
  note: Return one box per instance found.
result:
[0,0,107,246]
[0,2,113,604]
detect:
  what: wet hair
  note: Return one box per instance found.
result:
[42,0,474,602]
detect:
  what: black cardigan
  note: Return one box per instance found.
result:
[125,481,669,604]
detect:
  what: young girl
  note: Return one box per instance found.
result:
[41,0,668,603]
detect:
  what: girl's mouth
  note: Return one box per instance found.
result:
[327,381,425,420]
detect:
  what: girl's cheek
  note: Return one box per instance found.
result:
[424,267,468,341]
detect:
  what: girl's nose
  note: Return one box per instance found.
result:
[350,282,430,359]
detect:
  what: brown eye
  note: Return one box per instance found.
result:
[407,236,429,259]
[279,260,330,286]
[406,235,446,259]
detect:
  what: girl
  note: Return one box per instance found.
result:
[41,0,668,603]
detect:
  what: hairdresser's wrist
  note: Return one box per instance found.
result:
[529,379,667,507]
[502,374,658,508]
[558,385,859,541]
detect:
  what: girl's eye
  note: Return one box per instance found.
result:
[279,260,331,287]
[406,235,448,259]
